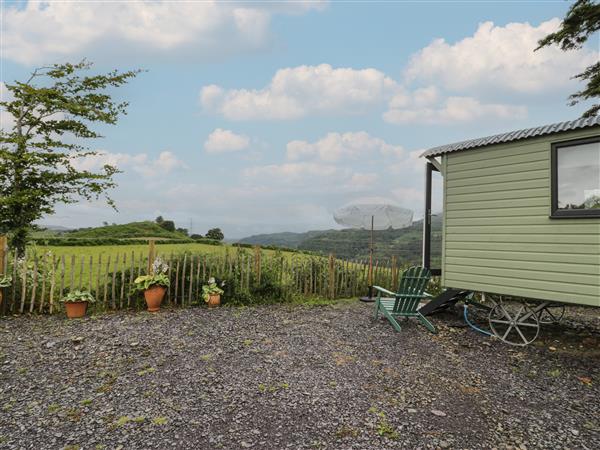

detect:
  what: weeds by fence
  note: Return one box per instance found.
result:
[0,239,423,316]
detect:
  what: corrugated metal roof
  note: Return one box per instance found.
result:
[421,117,600,158]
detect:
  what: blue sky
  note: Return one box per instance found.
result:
[1,1,597,238]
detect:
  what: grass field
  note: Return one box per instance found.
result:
[11,241,321,295]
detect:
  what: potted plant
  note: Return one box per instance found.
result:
[132,257,170,312]
[202,277,225,308]
[60,290,95,319]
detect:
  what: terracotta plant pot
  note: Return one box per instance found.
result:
[65,301,88,319]
[144,285,166,312]
[207,294,221,308]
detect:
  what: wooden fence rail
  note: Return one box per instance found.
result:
[0,240,408,316]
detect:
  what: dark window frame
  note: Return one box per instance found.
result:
[550,135,600,219]
[423,161,441,276]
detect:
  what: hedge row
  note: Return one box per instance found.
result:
[30,237,223,247]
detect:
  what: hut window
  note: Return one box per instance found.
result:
[551,137,600,218]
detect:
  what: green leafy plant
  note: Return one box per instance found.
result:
[132,273,170,292]
[0,275,11,288]
[60,290,95,304]
[202,277,224,303]
[131,256,170,292]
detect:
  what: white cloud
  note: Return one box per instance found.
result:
[243,162,344,181]
[405,19,598,94]
[71,150,185,178]
[287,131,404,162]
[384,95,527,125]
[345,173,379,191]
[2,1,326,65]
[204,128,250,153]
[200,64,398,120]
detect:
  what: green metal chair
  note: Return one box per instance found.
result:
[372,266,436,333]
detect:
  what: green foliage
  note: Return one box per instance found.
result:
[537,0,600,118]
[238,217,442,265]
[31,237,197,247]
[238,230,325,248]
[159,220,175,233]
[60,290,95,304]
[0,60,140,255]
[0,275,11,288]
[205,228,224,241]
[67,221,186,239]
[132,273,170,292]
[152,416,168,426]
[202,278,225,302]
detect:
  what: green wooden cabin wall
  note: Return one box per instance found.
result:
[441,127,600,306]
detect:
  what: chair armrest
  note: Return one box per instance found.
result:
[372,285,396,297]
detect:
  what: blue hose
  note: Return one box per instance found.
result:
[463,304,493,336]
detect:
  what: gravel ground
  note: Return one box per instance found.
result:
[1,300,599,450]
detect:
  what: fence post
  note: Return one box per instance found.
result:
[0,235,6,309]
[148,239,156,273]
[391,256,398,289]
[254,246,261,286]
[328,253,335,299]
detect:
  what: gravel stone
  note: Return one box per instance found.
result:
[0,302,599,449]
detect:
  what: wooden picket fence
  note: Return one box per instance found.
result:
[0,238,405,316]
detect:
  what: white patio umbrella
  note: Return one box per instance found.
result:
[333,203,413,301]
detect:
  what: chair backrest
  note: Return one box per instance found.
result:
[394,266,432,313]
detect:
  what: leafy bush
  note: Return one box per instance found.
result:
[0,275,12,288]
[60,290,95,303]
[132,257,171,292]
[31,237,197,246]
[132,274,170,291]
[205,228,224,241]
[201,277,225,302]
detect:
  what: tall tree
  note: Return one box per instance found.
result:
[206,228,224,241]
[0,61,140,254]
[537,0,600,118]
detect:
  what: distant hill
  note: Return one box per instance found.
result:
[238,230,328,248]
[42,225,72,232]
[237,216,442,265]
[65,221,188,240]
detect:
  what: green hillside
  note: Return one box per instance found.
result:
[65,221,187,240]
[238,230,327,248]
[237,216,442,266]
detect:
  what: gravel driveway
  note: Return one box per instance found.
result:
[1,301,599,449]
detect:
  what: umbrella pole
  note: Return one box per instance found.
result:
[369,215,373,287]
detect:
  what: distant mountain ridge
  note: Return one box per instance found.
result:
[238,216,442,265]
[237,230,329,248]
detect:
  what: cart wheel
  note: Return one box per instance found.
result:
[537,303,565,324]
[488,301,540,346]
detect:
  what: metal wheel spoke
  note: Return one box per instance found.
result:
[489,319,511,325]
[516,321,539,328]
[499,304,513,321]
[515,326,529,345]
[515,305,524,318]
[502,325,513,341]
